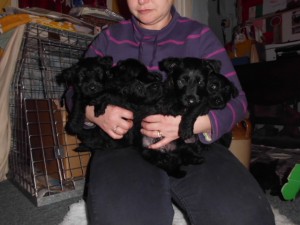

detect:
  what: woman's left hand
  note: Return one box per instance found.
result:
[141,114,181,149]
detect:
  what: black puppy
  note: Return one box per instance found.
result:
[57,57,164,152]
[141,57,238,178]
[94,58,164,117]
[56,56,114,151]
[170,58,239,139]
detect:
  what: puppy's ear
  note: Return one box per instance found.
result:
[98,56,113,69]
[55,72,65,85]
[105,69,113,80]
[159,57,181,73]
[204,59,222,73]
[231,84,239,98]
[56,65,77,85]
[164,77,174,91]
[151,71,163,82]
[224,78,239,99]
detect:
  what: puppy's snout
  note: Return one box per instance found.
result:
[185,95,197,105]
[89,85,96,92]
[87,83,101,94]
[151,83,160,90]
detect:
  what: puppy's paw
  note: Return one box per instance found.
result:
[179,126,194,140]
[75,144,92,152]
[94,105,106,117]
[187,156,205,165]
[182,151,205,165]
[66,122,82,135]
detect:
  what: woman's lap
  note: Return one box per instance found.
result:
[87,145,275,225]
[169,144,275,225]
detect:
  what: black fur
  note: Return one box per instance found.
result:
[93,58,164,117]
[140,57,239,178]
[56,56,115,151]
[91,58,164,150]
[56,57,164,152]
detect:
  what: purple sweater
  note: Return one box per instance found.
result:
[85,7,248,143]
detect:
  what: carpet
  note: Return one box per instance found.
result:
[60,199,296,225]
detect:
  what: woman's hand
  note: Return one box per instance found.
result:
[141,114,181,149]
[141,114,212,149]
[85,105,134,139]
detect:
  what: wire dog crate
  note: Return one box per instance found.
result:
[8,23,94,206]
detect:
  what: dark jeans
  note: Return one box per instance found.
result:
[86,144,275,225]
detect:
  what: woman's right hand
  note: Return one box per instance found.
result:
[85,105,134,139]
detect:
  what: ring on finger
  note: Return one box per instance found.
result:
[157,130,163,138]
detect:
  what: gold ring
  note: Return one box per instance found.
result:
[157,130,162,138]
[113,126,118,133]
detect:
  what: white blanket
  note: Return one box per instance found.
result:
[60,200,296,225]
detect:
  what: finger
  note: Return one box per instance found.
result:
[113,126,128,136]
[119,108,134,120]
[119,118,134,130]
[109,130,124,139]
[148,138,173,150]
[140,128,162,138]
[142,114,162,123]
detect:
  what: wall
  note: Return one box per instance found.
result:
[174,0,192,18]
[189,0,237,45]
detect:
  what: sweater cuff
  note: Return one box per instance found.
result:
[83,121,96,129]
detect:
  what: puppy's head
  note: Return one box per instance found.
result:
[130,71,164,104]
[109,58,148,83]
[109,58,163,103]
[206,72,239,109]
[56,56,113,97]
[160,57,221,107]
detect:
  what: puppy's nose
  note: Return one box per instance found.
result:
[151,83,160,90]
[186,96,196,105]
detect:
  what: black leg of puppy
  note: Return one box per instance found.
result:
[179,100,210,140]
[142,148,187,178]
[177,139,206,165]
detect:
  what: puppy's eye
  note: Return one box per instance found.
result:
[79,73,87,83]
[198,80,205,86]
[177,79,185,88]
[215,96,225,107]
[210,83,219,90]
[136,82,144,91]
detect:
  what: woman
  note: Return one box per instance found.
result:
[83,1,275,224]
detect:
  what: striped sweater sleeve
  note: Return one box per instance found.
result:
[194,27,248,143]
